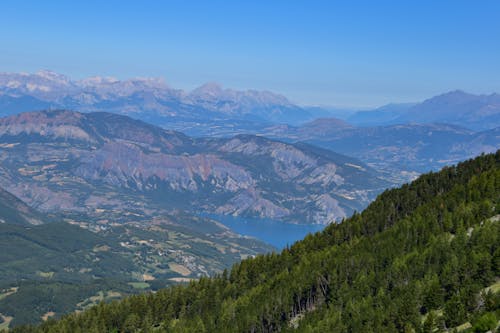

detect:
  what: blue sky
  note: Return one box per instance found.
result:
[1,1,499,107]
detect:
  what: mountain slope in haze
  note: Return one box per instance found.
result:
[396,90,500,130]
[0,110,389,224]
[16,151,500,333]
[0,186,47,225]
[297,123,480,172]
[257,121,500,183]
[0,70,316,125]
[346,91,500,130]
[347,102,415,126]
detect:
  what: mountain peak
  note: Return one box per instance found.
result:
[190,82,224,97]
[133,77,170,90]
[420,90,477,106]
[440,89,472,98]
[79,76,119,86]
[444,89,468,95]
[35,70,71,83]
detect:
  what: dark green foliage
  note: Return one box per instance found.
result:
[471,312,498,333]
[10,151,500,332]
[0,222,135,283]
[0,190,274,328]
[0,222,139,326]
[1,280,133,327]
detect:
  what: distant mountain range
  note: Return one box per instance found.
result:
[346,103,417,127]
[181,116,498,181]
[348,90,500,130]
[2,71,500,132]
[0,71,498,210]
[257,122,499,180]
[0,70,321,125]
[0,71,498,202]
[0,110,388,225]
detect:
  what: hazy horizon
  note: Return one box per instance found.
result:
[1,1,499,107]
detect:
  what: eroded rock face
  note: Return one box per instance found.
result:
[0,110,390,224]
[77,142,255,192]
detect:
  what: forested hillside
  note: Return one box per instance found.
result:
[10,151,500,333]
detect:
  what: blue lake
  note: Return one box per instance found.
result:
[205,214,326,249]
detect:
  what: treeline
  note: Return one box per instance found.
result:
[10,151,500,332]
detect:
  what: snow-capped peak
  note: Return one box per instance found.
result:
[35,70,71,84]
